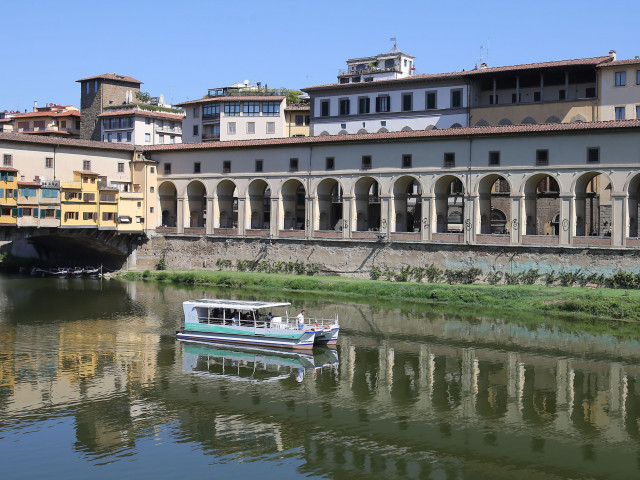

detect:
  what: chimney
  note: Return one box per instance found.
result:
[33,101,38,112]
[480,62,488,69]
[609,50,617,61]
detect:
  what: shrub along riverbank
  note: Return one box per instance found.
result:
[119,269,640,323]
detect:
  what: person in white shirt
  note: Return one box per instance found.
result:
[296,310,305,329]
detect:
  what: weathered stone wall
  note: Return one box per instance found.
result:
[133,234,640,278]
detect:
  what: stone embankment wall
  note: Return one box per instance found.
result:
[133,234,640,278]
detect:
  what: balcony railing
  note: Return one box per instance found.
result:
[155,126,182,134]
[202,133,220,141]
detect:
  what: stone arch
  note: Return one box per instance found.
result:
[357,128,368,134]
[573,171,613,237]
[186,180,207,228]
[316,178,344,231]
[354,177,381,231]
[570,114,587,123]
[280,179,305,230]
[475,119,490,127]
[434,175,465,233]
[477,174,511,234]
[216,179,237,228]
[401,126,413,132]
[248,179,270,230]
[377,127,389,133]
[545,115,561,124]
[627,173,640,237]
[521,116,537,125]
[158,181,177,228]
[498,118,513,126]
[523,173,561,236]
[319,130,330,136]
[392,175,422,232]
[338,129,349,135]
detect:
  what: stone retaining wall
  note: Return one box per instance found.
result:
[132,234,640,278]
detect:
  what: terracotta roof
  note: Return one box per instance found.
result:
[74,170,99,175]
[143,119,640,153]
[304,55,614,92]
[0,132,138,152]
[0,167,18,172]
[463,55,612,76]
[18,130,73,135]
[18,181,40,187]
[175,96,286,106]
[12,110,79,119]
[76,73,143,84]
[98,109,184,120]
[599,58,640,67]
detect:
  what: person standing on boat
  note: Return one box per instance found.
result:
[296,310,305,329]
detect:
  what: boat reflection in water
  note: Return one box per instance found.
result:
[182,342,339,383]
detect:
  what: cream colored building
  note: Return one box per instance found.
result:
[11,105,81,138]
[99,106,184,145]
[598,56,640,121]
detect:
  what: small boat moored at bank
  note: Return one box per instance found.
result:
[177,299,340,350]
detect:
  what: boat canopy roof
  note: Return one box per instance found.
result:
[184,299,291,311]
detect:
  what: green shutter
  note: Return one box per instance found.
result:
[40,209,46,219]
[33,208,38,217]
[16,208,23,218]
[11,208,17,217]
[55,209,61,219]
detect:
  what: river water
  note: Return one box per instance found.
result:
[1,276,640,479]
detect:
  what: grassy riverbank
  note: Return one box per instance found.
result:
[119,270,640,323]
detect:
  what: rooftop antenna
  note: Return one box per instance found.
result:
[480,37,490,66]
[390,37,397,51]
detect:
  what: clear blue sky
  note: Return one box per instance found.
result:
[2,0,639,112]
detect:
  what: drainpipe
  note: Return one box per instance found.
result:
[467,135,473,244]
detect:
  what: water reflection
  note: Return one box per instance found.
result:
[0,277,640,478]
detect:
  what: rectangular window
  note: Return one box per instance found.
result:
[150,186,154,193]
[65,212,78,221]
[83,160,91,171]
[164,163,171,174]
[375,95,390,112]
[194,162,201,174]
[203,104,220,117]
[126,132,131,142]
[82,212,96,221]
[512,93,521,103]
[533,91,541,102]
[255,160,263,172]
[615,71,626,86]
[246,122,255,134]
[102,212,114,221]
[426,91,437,110]
[339,99,350,116]
[636,105,640,119]
[145,117,151,125]
[489,94,498,105]
[289,158,298,172]
[451,89,462,108]
[3,154,12,167]
[223,161,231,173]
[262,102,280,116]
[224,102,240,116]
[193,125,199,136]
[326,157,335,170]
[402,154,412,168]
[100,193,116,202]
[402,93,412,111]
[243,101,260,116]
[228,122,236,134]
[45,157,53,168]
[559,89,566,100]
[266,122,275,134]
[489,151,500,166]
[83,193,95,202]
[585,87,596,98]
[587,147,600,163]
[320,100,330,117]
[159,135,164,144]
[361,155,372,170]
[615,106,626,120]
[295,115,304,126]
[444,153,455,168]
[117,132,122,142]
[170,136,175,144]
[86,82,90,95]
[536,149,549,166]
[637,70,640,85]
[145,133,151,142]
[358,97,370,114]
[117,162,124,173]
[193,107,199,118]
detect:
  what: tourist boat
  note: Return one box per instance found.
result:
[177,299,340,350]
[181,342,339,383]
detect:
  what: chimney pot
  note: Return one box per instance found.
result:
[609,49,617,61]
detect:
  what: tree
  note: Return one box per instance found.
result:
[135,91,151,103]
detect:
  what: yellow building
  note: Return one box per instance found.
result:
[0,166,19,226]
[284,104,310,137]
[98,187,118,230]
[60,171,99,228]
